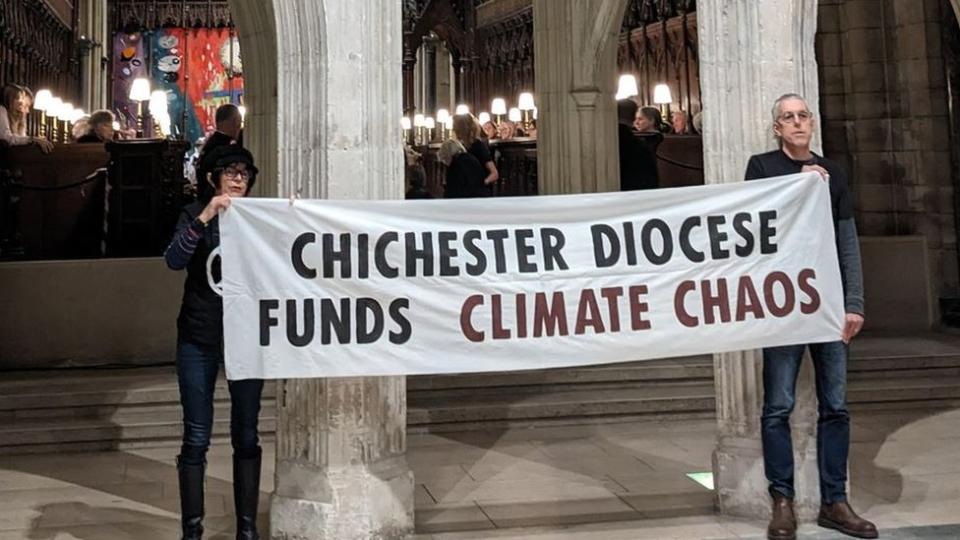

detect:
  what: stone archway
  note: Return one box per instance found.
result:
[227,1,412,538]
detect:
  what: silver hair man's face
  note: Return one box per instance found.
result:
[772,96,814,149]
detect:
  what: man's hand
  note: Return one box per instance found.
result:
[841,313,864,344]
[801,164,830,181]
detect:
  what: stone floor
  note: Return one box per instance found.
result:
[1,407,959,539]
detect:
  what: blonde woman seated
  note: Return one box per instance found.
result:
[438,138,489,198]
[1,84,54,153]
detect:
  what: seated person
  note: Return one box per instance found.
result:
[481,121,497,140]
[671,110,689,135]
[0,84,53,153]
[76,110,116,143]
[636,106,670,134]
[405,163,433,199]
[438,138,488,198]
[617,99,658,191]
[497,120,517,140]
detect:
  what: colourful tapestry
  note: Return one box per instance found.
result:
[112,28,243,144]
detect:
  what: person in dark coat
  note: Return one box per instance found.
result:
[164,144,263,540]
[452,113,498,188]
[438,138,488,198]
[617,99,658,191]
[194,104,243,188]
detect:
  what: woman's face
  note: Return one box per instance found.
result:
[498,121,515,140]
[216,162,250,198]
[12,92,31,116]
[482,122,497,138]
[635,111,655,133]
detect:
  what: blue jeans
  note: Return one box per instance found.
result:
[761,341,850,504]
[176,340,264,464]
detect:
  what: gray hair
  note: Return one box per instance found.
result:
[770,93,808,123]
[88,109,115,129]
[437,138,466,167]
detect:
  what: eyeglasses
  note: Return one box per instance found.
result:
[778,110,813,124]
[222,167,250,182]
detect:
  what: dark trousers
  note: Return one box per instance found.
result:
[761,341,850,504]
[176,339,264,464]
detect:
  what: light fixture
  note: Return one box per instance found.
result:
[653,83,673,105]
[129,77,151,137]
[47,97,63,140]
[455,104,469,115]
[616,74,639,100]
[478,112,491,125]
[148,90,167,115]
[518,92,535,111]
[400,116,412,144]
[444,117,453,130]
[57,103,74,143]
[508,107,522,123]
[533,106,538,120]
[491,98,507,126]
[33,89,53,138]
[424,117,436,144]
[436,108,450,124]
[237,105,246,128]
[653,83,673,125]
[413,114,425,145]
[69,108,85,123]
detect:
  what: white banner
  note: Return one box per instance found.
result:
[220,173,844,380]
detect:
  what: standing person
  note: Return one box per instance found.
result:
[0,84,53,153]
[195,104,243,190]
[438,138,487,198]
[453,114,498,187]
[164,145,264,540]
[617,99,657,191]
[635,106,668,134]
[745,93,876,540]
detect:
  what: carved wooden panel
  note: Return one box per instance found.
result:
[618,11,701,117]
[0,0,79,121]
[109,0,233,32]
[471,7,533,114]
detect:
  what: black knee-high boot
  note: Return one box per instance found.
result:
[233,452,262,540]
[177,456,205,540]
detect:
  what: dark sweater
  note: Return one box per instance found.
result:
[164,201,223,348]
[618,123,658,191]
[745,149,864,315]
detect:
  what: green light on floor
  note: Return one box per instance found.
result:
[686,472,715,490]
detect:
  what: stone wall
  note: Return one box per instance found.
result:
[817,0,958,307]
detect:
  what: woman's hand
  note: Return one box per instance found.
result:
[198,194,232,224]
[33,137,54,154]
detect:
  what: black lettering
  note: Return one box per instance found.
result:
[357,233,370,279]
[707,215,730,260]
[540,228,569,271]
[320,298,351,344]
[286,299,315,347]
[375,232,399,278]
[463,230,487,275]
[591,224,620,267]
[515,229,537,273]
[356,298,385,344]
[389,298,412,344]
[405,232,434,277]
[291,233,317,279]
[259,299,280,346]
[322,233,352,278]
[733,213,755,257]
[641,219,673,265]
[759,210,778,254]
[679,217,705,263]
[437,231,459,277]
[486,229,510,273]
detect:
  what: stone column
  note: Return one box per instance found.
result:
[230,1,414,538]
[532,0,630,195]
[403,43,418,116]
[698,0,823,520]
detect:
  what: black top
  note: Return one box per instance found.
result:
[169,201,223,348]
[76,133,103,143]
[744,149,853,227]
[467,139,493,167]
[445,152,489,198]
[618,123,658,191]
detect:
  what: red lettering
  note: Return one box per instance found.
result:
[798,268,820,314]
[600,287,623,332]
[575,289,605,335]
[533,292,568,337]
[460,295,484,342]
[491,294,510,339]
[763,271,796,317]
[516,293,528,338]
[628,285,651,330]
[674,281,698,327]
[735,275,765,321]
[701,279,731,324]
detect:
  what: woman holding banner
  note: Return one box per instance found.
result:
[164,144,263,540]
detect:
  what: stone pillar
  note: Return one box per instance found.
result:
[698,0,823,520]
[229,0,413,538]
[403,43,418,116]
[532,0,630,195]
[422,36,438,114]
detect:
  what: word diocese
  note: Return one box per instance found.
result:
[258,211,824,347]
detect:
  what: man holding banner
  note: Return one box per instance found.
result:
[746,94,876,540]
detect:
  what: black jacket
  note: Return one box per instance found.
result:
[195,131,237,189]
[619,123,658,191]
[444,152,490,198]
[165,201,223,348]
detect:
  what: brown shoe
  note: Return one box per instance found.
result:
[818,501,878,538]
[767,495,797,540]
